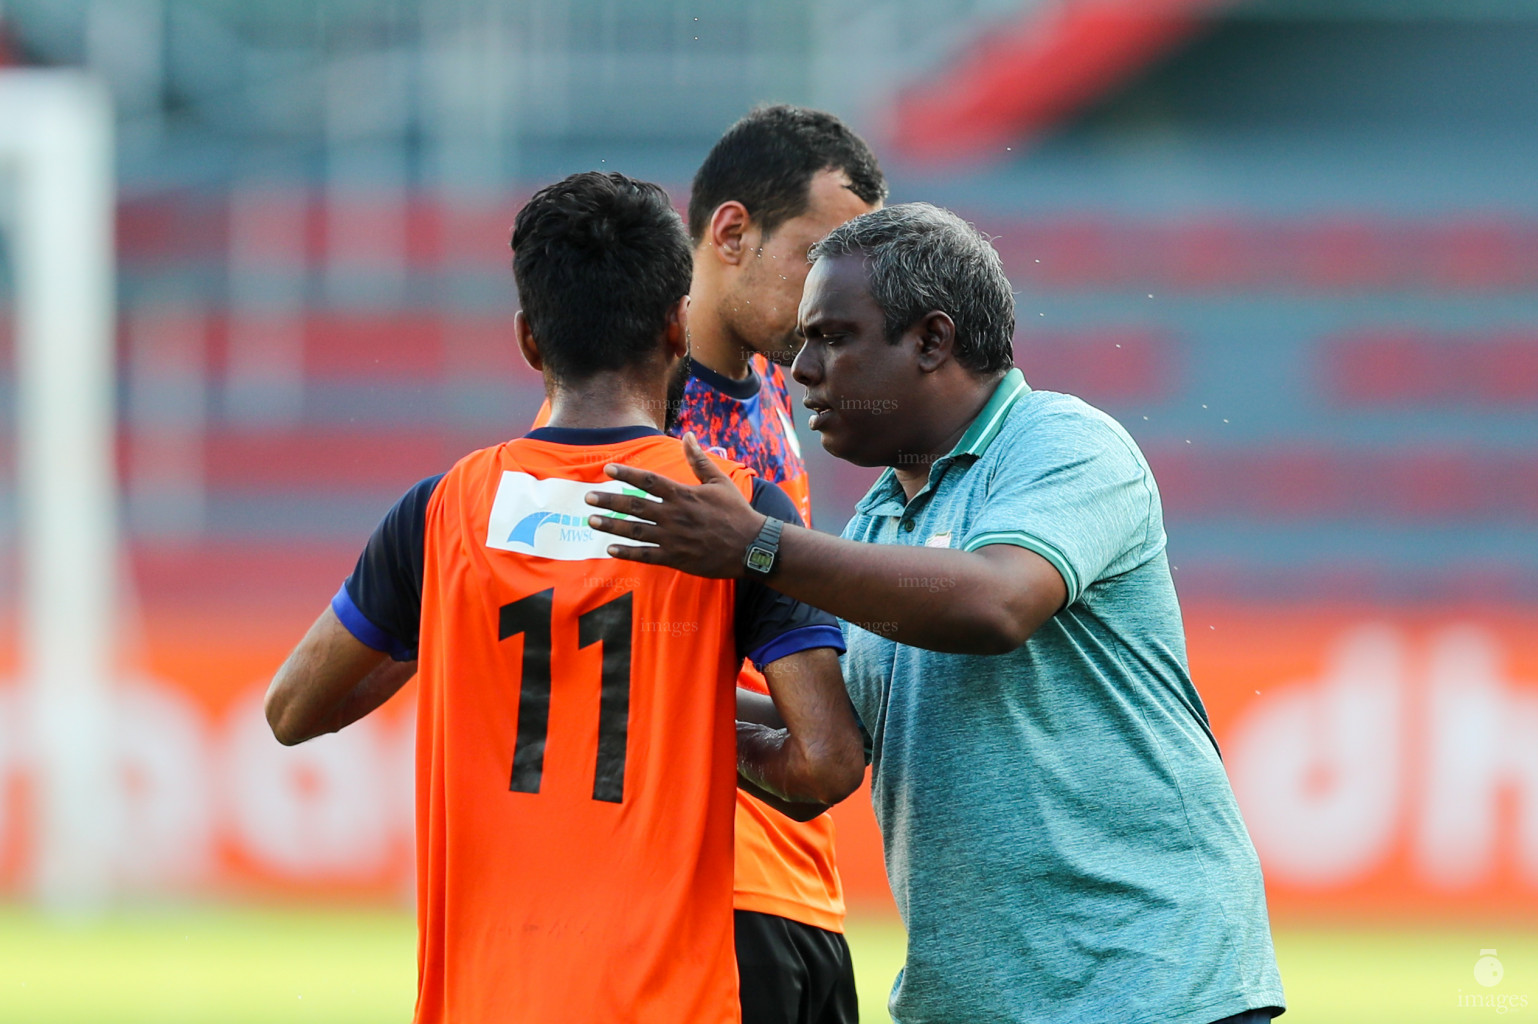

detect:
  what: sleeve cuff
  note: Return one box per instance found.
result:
[748,624,847,672]
[331,584,415,661]
[962,530,1083,606]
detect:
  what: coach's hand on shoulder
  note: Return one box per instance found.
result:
[586,432,763,578]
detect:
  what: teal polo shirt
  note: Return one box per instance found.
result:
[839,369,1285,1024]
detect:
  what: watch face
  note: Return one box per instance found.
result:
[746,546,775,574]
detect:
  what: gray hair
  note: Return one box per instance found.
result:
[809,202,1015,375]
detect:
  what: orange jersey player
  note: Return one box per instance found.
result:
[264,171,865,1024]
[656,105,884,1024]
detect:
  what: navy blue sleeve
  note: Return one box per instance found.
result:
[735,478,846,669]
[335,474,444,662]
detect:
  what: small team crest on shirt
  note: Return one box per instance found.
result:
[924,531,952,548]
[487,471,656,560]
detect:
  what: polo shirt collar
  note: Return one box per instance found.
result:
[854,368,1031,514]
[950,367,1029,457]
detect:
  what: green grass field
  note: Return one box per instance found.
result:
[2,904,1535,1022]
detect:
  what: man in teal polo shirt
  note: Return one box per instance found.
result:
[586,203,1286,1024]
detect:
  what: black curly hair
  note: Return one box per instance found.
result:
[511,171,693,381]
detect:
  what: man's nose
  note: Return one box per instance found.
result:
[790,343,819,386]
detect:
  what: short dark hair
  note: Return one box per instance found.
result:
[687,104,887,243]
[511,171,693,380]
[810,203,1016,376]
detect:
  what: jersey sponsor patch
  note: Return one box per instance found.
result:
[486,471,657,561]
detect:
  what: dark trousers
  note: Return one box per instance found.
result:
[1213,1011,1283,1024]
[735,909,858,1024]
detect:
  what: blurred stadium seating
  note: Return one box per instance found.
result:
[2,0,1537,1002]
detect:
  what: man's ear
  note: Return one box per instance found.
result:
[515,310,544,372]
[663,295,691,361]
[913,310,957,374]
[705,201,752,266]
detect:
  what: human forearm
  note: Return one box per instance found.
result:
[736,671,851,820]
[736,722,846,821]
[738,647,864,815]
[585,435,1063,654]
[307,659,416,738]
[265,607,403,745]
[736,686,784,729]
[770,527,1036,653]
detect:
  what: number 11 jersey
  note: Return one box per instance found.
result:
[330,424,844,1024]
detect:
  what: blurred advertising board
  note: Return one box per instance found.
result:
[2,606,1536,919]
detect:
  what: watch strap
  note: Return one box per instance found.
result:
[743,516,784,577]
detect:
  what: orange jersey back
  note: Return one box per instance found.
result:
[531,361,845,933]
[413,433,753,1024]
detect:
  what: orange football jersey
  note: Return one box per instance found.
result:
[531,358,846,934]
[412,432,753,1024]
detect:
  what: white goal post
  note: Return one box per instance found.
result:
[0,70,118,914]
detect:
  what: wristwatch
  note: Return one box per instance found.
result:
[743,516,784,578]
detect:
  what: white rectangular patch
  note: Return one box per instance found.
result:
[924,531,953,548]
[486,471,657,561]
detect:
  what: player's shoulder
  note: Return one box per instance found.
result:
[447,432,757,494]
[436,442,512,487]
[414,444,505,518]
[753,353,785,384]
[754,355,795,401]
[616,433,743,471]
[602,433,759,493]
[690,440,758,494]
